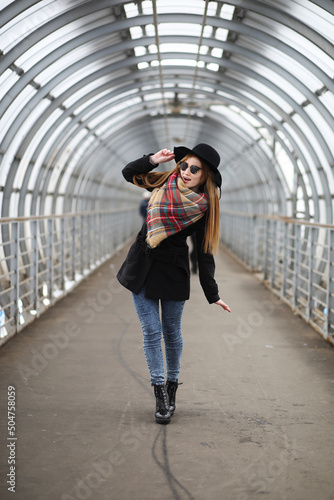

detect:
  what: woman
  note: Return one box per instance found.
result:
[117,144,231,424]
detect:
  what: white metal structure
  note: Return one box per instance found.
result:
[0,1,333,343]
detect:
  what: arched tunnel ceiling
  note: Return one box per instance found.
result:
[0,0,333,221]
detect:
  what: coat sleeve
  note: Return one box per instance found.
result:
[195,218,220,304]
[122,154,157,185]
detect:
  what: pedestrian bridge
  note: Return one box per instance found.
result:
[0,243,334,500]
[0,1,334,499]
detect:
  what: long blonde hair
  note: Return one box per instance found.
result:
[133,155,220,254]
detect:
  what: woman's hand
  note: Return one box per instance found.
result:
[215,299,231,312]
[150,149,175,165]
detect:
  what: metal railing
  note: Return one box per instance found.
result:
[221,211,334,345]
[0,209,140,346]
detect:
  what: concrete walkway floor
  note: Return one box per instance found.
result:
[0,244,334,500]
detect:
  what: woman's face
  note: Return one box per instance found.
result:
[179,156,204,190]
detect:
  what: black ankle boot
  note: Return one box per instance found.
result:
[166,380,179,415]
[153,385,171,424]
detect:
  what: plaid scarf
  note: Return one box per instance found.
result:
[146,171,207,249]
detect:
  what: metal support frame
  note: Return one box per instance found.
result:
[325,229,334,339]
[30,220,39,314]
[1,9,333,228]
[0,208,140,347]
[221,210,334,345]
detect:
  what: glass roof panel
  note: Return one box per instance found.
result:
[274,0,334,43]
[49,56,128,97]
[19,9,115,68]
[124,2,139,18]
[0,0,63,52]
[230,54,307,103]
[63,82,111,110]
[0,70,19,101]
[161,59,197,68]
[129,26,143,39]
[235,36,323,92]
[220,4,235,20]
[1,0,333,223]
[158,23,202,37]
[215,28,229,42]
[0,86,37,142]
[155,0,211,15]
[160,43,199,54]
[300,105,334,161]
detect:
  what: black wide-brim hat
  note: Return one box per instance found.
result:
[174,143,222,188]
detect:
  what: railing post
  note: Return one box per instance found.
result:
[71,216,76,281]
[97,213,102,262]
[281,222,288,299]
[60,218,65,291]
[46,219,54,304]
[271,220,277,288]
[292,224,301,310]
[325,228,334,340]
[264,219,270,281]
[87,214,92,269]
[30,220,39,315]
[307,227,316,322]
[10,221,19,332]
[252,215,258,271]
[80,215,84,275]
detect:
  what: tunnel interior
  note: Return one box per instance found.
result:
[1,0,334,220]
[0,0,334,344]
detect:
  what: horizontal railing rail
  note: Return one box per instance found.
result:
[0,209,140,346]
[221,211,334,345]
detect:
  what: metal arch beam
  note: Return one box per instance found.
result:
[4,45,333,172]
[4,34,333,168]
[104,119,274,216]
[90,110,282,213]
[307,0,334,15]
[2,28,334,146]
[1,11,332,91]
[0,0,40,29]
[86,84,288,194]
[0,0,118,72]
[7,73,318,226]
[1,13,332,220]
[2,15,334,154]
[56,121,158,213]
[60,111,264,213]
[6,49,327,220]
[36,88,304,222]
[89,100,313,217]
[203,103,320,220]
[114,118,283,215]
[1,9,332,150]
[11,50,330,216]
[2,20,333,132]
[39,76,320,219]
[9,27,334,157]
[43,72,332,209]
[224,0,334,56]
[51,102,271,213]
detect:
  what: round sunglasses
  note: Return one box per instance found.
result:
[179,161,202,175]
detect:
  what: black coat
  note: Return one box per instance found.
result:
[116,155,220,303]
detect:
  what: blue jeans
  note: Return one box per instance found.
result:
[132,286,185,385]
